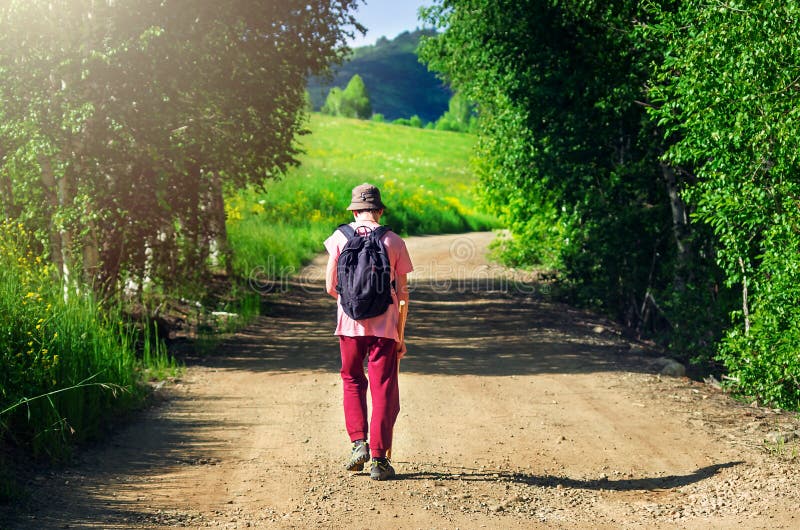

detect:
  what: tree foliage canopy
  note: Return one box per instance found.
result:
[648,1,800,408]
[0,0,362,296]
[421,0,800,409]
[420,0,677,323]
[321,73,373,119]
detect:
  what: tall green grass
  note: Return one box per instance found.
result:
[0,221,174,469]
[227,113,497,277]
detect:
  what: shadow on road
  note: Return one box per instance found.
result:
[1,389,249,530]
[194,280,659,377]
[1,275,669,528]
[397,461,743,492]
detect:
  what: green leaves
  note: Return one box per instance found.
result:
[423,0,800,409]
[421,0,675,321]
[0,0,363,296]
[644,1,800,407]
[322,74,373,119]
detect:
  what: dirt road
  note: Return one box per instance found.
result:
[4,232,799,529]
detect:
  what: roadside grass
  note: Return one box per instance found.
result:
[226,113,498,278]
[0,220,175,495]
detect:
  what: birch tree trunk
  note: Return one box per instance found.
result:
[38,155,73,292]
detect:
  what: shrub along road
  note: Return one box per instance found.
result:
[4,232,799,529]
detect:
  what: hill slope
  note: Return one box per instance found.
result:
[226,113,495,276]
[308,30,450,123]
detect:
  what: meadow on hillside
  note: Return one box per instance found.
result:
[226,113,497,278]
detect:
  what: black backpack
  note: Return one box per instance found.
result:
[336,224,394,320]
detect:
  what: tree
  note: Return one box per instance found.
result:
[321,74,372,119]
[435,92,477,133]
[0,1,364,298]
[420,0,680,327]
[420,0,800,410]
[322,87,346,116]
[342,74,373,119]
[648,1,800,408]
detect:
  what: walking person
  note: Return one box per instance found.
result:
[324,183,413,480]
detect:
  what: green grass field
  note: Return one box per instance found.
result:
[227,113,497,277]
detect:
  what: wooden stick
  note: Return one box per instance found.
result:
[396,299,408,357]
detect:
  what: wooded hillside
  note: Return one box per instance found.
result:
[308,29,451,122]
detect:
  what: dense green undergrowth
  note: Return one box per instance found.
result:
[227,113,498,278]
[0,221,174,496]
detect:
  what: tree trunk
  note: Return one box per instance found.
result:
[660,162,691,291]
[38,155,72,292]
[83,222,101,288]
[184,163,203,280]
[207,171,233,276]
[0,172,19,218]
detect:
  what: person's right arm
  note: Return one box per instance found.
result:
[395,273,409,303]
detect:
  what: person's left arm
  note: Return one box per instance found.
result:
[325,252,338,299]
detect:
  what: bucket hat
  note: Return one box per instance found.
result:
[346,183,385,211]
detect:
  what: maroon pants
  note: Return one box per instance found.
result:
[339,336,400,458]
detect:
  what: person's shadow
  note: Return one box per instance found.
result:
[395,461,742,491]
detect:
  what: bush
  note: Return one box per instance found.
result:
[392,115,424,128]
[716,223,800,409]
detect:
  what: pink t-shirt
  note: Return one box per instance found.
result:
[324,221,414,340]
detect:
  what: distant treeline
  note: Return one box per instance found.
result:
[316,72,476,133]
[420,0,800,410]
[307,29,452,123]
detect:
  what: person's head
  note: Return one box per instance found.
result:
[346,183,385,221]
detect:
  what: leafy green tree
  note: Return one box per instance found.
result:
[321,74,372,119]
[435,92,477,133]
[420,1,679,323]
[649,1,800,408]
[322,87,346,116]
[421,0,800,410]
[0,1,363,298]
[341,74,373,119]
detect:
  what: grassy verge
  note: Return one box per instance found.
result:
[227,113,498,278]
[0,221,175,498]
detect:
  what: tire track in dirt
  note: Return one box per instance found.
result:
[3,231,799,529]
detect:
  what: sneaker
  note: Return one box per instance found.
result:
[344,440,370,471]
[369,458,396,481]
